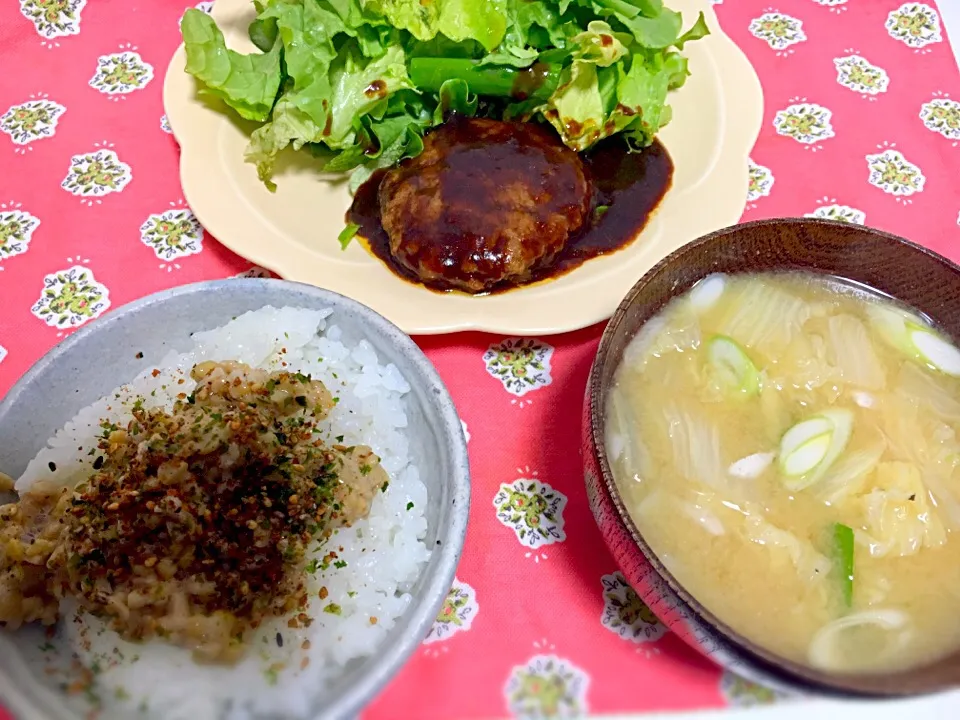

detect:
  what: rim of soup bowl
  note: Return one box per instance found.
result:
[587,217,960,697]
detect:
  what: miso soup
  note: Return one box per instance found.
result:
[606,271,960,674]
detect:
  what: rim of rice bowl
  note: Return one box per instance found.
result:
[0,279,470,720]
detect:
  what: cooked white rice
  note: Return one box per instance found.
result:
[16,306,430,719]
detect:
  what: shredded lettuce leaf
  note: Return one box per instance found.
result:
[859,461,947,558]
[825,314,888,391]
[662,402,725,490]
[715,280,812,354]
[741,505,832,583]
[816,438,885,504]
[180,0,708,191]
[181,10,283,123]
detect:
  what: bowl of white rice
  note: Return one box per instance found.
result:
[0,278,470,720]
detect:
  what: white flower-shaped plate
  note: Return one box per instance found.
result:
[163,0,762,335]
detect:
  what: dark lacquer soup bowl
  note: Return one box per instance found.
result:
[582,218,960,698]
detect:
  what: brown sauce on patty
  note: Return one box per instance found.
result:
[347,117,674,295]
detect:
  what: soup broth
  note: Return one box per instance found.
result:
[606,271,960,674]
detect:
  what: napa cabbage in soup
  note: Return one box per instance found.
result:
[606,272,960,674]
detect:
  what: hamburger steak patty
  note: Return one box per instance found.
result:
[377,117,593,294]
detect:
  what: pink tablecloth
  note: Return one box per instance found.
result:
[2,0,960,717]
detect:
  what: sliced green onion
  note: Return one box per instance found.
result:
[782,433,832,477]
[833,522,855,608]
[778,409,854,491]
[907,323,960,377]
[688,274,726,313]
[706,335,760,396]
[867,304,960,377]
[867,304,914,351]
[780,417,833,456]
[727,451,775,479]
[808,609,907,671]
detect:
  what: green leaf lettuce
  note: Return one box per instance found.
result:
[180,0,709,191]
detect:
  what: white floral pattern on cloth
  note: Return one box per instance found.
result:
[89,50,154,97]
[812,0,848,9]
[31,265,110,329]
[747,160,774,203]
[866,147,926,198]
[834,54,890,97]
[747,13,806,53]
[919,96,960,141]
[773,102,835,145]
[885,3,942,49]
[0,345,6,365]
[461,420,470,444]
[423,579,478,645]
[160,114,172,134]
[720,671,788,707]
[61,148,132,200]
[19,0,86,39]
[0,98,66,146]
[0,205,41,262]
[139,208,203,261]
[600,572,667,643]
[504,655,589,719]
[805,203,866,225]
[493,475,567,549]
[484,338,553,397]
[233,266,272,279]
